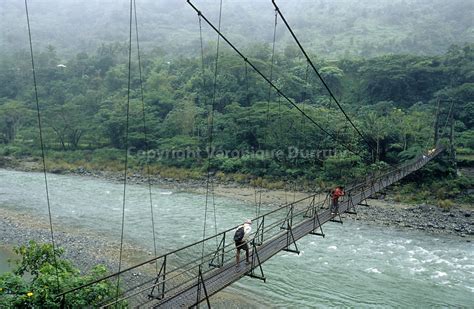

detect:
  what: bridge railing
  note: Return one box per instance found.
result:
[57,187,329,307]
[57,147,443,307]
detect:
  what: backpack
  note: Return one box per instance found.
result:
[234,226,244,242]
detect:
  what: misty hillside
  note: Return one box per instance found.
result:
[1,0,473,59]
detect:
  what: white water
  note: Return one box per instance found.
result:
[0,169,472,307]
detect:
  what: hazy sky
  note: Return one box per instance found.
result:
[1,0,472,58]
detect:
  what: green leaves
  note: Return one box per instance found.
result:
[0,241,117,308]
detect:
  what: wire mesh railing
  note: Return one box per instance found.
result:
[57,147,443,307]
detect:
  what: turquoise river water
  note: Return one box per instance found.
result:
[0,169,472,307]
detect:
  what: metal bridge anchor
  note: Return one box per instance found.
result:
[194,265,211,309]
[345,194,358,215]
[209,233,226,269]
[148,256,167,300]
[304,195,325,237]
[246,239,266,282]
[280,205,300,254]
[282,224,300,254]
[310,206,325,237]
[329,212,344,224]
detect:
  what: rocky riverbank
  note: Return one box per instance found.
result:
[66,165,474,238]
[1,156,473,238]
[345,200,473,238]
[0,208,255,307]
[1,165,472,306]
[0,208,138,273]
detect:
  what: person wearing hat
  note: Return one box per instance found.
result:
[234,219,252,266]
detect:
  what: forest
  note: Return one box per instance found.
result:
[0,0,473,204]
[0,40,473,203]
[1,2,473,307]
[1,0,473,58]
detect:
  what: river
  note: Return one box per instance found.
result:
[0,169,472,307]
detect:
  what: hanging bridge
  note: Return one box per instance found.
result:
[19,0,453,307]
[56,147,443,308]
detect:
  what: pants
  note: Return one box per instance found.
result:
[331,198,339,213]
[235,240,249,252]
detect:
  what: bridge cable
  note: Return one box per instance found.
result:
[24,0,60,292]
[211,0,224,248]
[198,17,206,106]
[200,0,223,261]
[116,0,133,300]
[186,0,368,161]
[420,99,440,153]
[271,0,377,154]
[301,63,309,150]
[256,9,279,223]
[300,64,326,168]
[244,62,250,106]
[133,0,158,268]
[442,99,455,133]
[244,62,261,219]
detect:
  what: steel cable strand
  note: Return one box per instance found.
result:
[186,0,368,162]
[199,0,223,264]
[115,0,133,303]
[210,0,224,244]
[24,0,61,292]
[272,0,377,154]
[133,0,158,270]
[57,190,328,302]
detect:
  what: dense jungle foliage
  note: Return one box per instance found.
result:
[0,41,473,202]
[1,0,473,203]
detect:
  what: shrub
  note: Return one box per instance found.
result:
[438,199,454,210]
[0,241,120,308]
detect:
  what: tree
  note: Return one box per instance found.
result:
[0,100,31,144]
[319,66,344,96]
[364,111,389,161]
[46,101,86,150]
[0,241,118,308]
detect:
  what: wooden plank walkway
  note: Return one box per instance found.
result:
[142,153,438,308]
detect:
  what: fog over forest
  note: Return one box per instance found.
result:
[1,0,473,59]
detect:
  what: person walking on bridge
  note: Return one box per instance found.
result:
[331,186,345,215]
[234,219,252,267]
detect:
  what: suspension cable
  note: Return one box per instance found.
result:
[133,0,158,266]
[24,0,60,292]
[256,9,279,222]
[271,0,377,154]
[210,0,224,242]
[265,9,278,131]
[421,99,439,152]
[186,0,368,161]
[245,62,250,106]
[442,99,455,133]
[200,0,223,261]
[116,0,133,299]
[197,15,209,261]
[198,17,206,105]
[301,63,309,148]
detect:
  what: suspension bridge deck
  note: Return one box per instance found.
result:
[144,151,441,308]
[57,149,442,308]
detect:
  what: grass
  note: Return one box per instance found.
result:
[438,199,454,211]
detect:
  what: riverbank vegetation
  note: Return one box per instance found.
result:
[0,241,117,308]
[0,43,473,204]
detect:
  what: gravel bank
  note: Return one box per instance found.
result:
[346,200,473,238]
